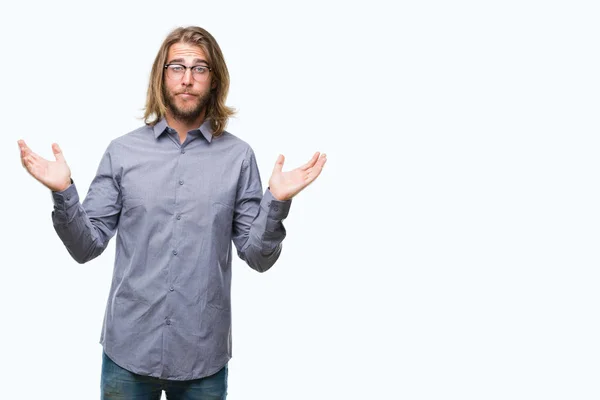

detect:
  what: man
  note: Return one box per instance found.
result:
[18,26,326,399]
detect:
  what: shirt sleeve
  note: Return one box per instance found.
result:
[232,147,292,272]
[51,142,122,264]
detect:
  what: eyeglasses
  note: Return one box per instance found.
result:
[164,64,212,82]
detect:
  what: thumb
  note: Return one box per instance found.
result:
[273,154,285,174]
[52,143,66,163]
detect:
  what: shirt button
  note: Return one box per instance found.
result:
[172,250,178,256]
[66,196,71,201]
[181,149,186,154]
[179,180,184,185]
[166,319,171,325]
[169,286,174,292]
[176,214,182,220]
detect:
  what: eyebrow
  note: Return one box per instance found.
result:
[167,58,209,66]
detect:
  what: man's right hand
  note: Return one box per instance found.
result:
[18,139,72,192]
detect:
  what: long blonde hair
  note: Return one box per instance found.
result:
[144,26,235,136]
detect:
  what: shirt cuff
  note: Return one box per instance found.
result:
[261,188,292,220]
[51,181,79,211]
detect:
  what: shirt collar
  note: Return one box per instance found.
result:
[152,118,214,143]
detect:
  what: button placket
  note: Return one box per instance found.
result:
[168,145,186,335]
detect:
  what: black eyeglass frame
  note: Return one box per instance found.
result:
[164,64,213,80]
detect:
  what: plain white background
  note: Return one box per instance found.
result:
[2,0,600,398]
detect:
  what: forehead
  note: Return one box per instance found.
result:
[167,42,208,63]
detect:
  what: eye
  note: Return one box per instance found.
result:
[170,65,185,72]
[193,66,207,74]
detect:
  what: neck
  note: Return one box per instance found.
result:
[165,108,207,143]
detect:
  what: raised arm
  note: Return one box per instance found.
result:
[232,148,326,272]
[19,139,122,263]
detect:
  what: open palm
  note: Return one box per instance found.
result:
[268,151,327,201]
[18,139,72,192]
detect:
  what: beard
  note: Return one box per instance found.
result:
[164,87,212,124]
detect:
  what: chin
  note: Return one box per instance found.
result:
[177,98,198,107]
[176,102,199,114]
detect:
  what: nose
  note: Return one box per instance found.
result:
[181,67,194,85]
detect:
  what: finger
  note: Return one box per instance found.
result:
[18,140,28,158]
[18,139,33,155]
[304,154,327,182]
[19,144,33,168]
[24,157,44,179]
[28,151,42,161]
[300,152,320,170]
[19,142,26,167]
[23,154,38,170]
[23,157,36,175]
[317,153,327,167]
[52,143,66,163]
[19,140,43,161]
[273,154,285,174]
[306,154,327,173]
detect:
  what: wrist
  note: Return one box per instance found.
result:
[53,178,73,192]
[268,187,290,201]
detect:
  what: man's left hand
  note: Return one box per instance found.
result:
[268,152,327,201]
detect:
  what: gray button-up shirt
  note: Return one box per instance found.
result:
[51,118,291,380]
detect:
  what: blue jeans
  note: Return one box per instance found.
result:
[101,351,228,399]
